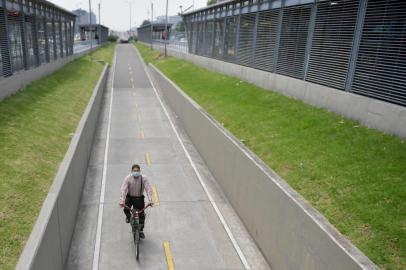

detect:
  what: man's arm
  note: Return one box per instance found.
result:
[119,176,129,205]
[142,176,153,204]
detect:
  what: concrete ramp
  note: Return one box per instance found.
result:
[66,44,269,270]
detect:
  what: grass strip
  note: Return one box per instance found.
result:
[135,42,406,270]
[0,43,115,270]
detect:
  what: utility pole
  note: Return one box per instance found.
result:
[98,1,101,45]
[164,0,168,57]
[129,2,132,37]
[89,0,92,57]
[150,2,153,49]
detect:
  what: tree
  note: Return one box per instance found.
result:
[207,0,216,6]
[175,21,185,32]
[141,20,151,26]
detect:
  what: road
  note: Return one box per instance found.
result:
[66,44,270,270]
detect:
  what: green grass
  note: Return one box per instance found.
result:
[0,43,115,270]
[135,42,406,270]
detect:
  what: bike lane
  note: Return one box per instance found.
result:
[67,44,270,270]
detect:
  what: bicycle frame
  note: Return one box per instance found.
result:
[123,203,152,260]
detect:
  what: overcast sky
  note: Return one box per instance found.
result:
[50,0,207,31]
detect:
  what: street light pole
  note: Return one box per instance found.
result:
[129,2,132,36]
[89,0,92,56]
[164,0,168,57]
[150,2,153,49]
[98,1,101,45]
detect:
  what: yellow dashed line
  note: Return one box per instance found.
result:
[140,129,145,139]
[163,241,175,270]
[152,185,160,206]
[145,152,152,166]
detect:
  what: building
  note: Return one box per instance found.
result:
[0,0,76,79]
[137,23,173,43]
[155,15,182,25]
[79,24,109,44]
[72,8,97,35]
[183,0,406,107]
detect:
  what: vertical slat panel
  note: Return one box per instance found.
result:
[0,6,7,77]
[254,9,280,72]
[224,15,238,61]
[203,20,214,57]
[237,13,256,67]
[306,0,359,90]
[276,4,312,79]
[24,15,36,68]
[213,18,225,58]
[8,15,24,72]
[47,18,54,60]
[352,0,406,106]
[37,16,46,64]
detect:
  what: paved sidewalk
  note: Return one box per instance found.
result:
[67,44,270,270]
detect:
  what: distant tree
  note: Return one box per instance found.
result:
[207,0,216,6]
[175,21,185,32]
[141,20,151,26]
[108,35,119,42]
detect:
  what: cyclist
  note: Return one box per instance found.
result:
[119,164,153,239]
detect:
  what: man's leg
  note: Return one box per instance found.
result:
[123,196,131,222]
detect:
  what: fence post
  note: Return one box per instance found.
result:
[273,0,285,73]
[345,0,367,92]
[0,0,12,76]
[222,16,227,59]
[303,2,317,80]
[252,10,259,66]
[20,1,28,70]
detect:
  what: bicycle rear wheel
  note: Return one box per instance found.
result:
[133,230,140,260]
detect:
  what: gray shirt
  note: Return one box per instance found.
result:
[120,174,152,203]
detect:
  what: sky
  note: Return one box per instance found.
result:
[50,0,208,31]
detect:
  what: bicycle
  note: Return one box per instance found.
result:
[123,203,152,260]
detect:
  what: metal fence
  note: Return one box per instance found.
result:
[183,0,406,107]
[0,0,76,80]
[137,23,189,53]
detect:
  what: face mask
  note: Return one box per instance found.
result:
[132,172,141,178]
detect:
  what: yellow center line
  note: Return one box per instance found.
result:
[145,152,152,166]
[163,241,175,270]
[152,185,160,206]
[140,129,145,139]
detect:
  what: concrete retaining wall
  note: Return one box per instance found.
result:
[148,43,406,138]
[0,48,97,102]
[15,64,109,270]
[148,64,379,270]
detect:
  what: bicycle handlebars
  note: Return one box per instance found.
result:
[123,203,153,215]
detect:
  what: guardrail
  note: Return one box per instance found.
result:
[148,63,378,270]
[15,64,109,270]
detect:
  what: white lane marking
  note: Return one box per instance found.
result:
[92,50,116,270]
[136,48,251,270]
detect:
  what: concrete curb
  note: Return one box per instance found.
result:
[146,42,406,138]
[148,63,379,270]
[15,63,109,270]
[0,46,98,102]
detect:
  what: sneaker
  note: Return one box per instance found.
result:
[125,217,130,223]
[139,232,145,239]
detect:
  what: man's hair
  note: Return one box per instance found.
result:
[131,164,141,170]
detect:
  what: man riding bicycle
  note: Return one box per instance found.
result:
[119,164,153,239]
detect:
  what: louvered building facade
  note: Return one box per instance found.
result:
[183,0,406,107]
[0,0,75,80]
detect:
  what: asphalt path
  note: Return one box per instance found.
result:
[66,44,270,270]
